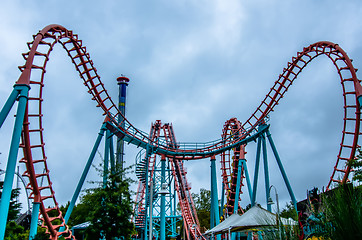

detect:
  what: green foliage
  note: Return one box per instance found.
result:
[46,208,63,227]
[262,222,300,240]
[250,203,300,240]
[53,201,89,229]
[63,200,89,228]
[32,226,50,240]
[0,181,22,222]
[317,184,362,239]
[83,166,135,240]
[280,201,298,221]
[350,147,362,182]
[4,221,28,240]
[191,188,211,230]
[0,180,28,239]
[192,188,211,210]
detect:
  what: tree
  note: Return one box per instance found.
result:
[318,184,362,239]
[0,180,29,239]
[349,147,362,182]
[280,201,298,221]
[301,184,362,239]
[192,188,211,230]
[0,181,21,222]
[4,221,28,240]
[31,227,50,240]
[83,166,135,240]
[54,201,89,229]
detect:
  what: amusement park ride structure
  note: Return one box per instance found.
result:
[0,24,362,240]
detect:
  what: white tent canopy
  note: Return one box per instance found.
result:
[205,213,241,235]
[230,205,279,231]
[205,205,297,235]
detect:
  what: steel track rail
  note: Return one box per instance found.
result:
[220,118,246,217]
[13,24,362,238]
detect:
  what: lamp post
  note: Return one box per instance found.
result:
[267,185,281,240]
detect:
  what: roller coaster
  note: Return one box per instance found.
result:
[0,24,361,240]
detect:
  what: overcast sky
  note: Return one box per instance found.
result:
[1,0,362,214]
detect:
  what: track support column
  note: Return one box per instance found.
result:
[219,183,225,220]
[144,147,152,240]
[0,85,29,240]
[103,129,111,188]
[233,159,243,213]
[261,133,271,212]
[148,175,155,240]
[29,201,40,239]
[172,181,177,238]
[210,156,221,240]
[160,155,166,240]
[109,134,115,174]
[251,136,262,206]
[210,156,220,227]
[266,129,298,211]
[241,160,253,202]
[61,123,107,230]
[0,88,21,128]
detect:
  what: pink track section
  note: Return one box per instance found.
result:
[133,121,203,240]
[13,24,362,239]
[239,42,362,189]
[220,118,246,218]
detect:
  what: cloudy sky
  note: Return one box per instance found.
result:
[1,0,362,214]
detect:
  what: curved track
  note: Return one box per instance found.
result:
[220,118,246,217]
[133,121,166,235]
[12,24,362,239]
[133,121,202,239]
[238,42,362,188]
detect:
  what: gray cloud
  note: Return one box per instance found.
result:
[1,0,362,212]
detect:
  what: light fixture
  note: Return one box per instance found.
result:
[267,196,274,205]
[158,183,169,195]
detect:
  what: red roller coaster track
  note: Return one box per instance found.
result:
[10,24,362,239]
[220,118,246,218]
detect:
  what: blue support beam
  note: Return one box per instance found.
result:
[103,129,111,188]
[210,156,220,227]
[241,160,253,203]
[143,147,152,240]
[28,202,40,239]
[251,136,262,206]
[231,159,243,240]
[61,123,107,230]
[266,129,298,211]
[210,156,221,240]
[0,85,29,240]
[172,183,177,237]
[261,133,271,212]
[357,95,362,110]
[210,195,215,229]
[233,159,243,213]
[160,156,166,240]
[0,88,20,128]
[109,134,115,174]
[219,183,225,220]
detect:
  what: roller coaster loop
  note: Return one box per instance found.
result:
[0,24,361,240]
